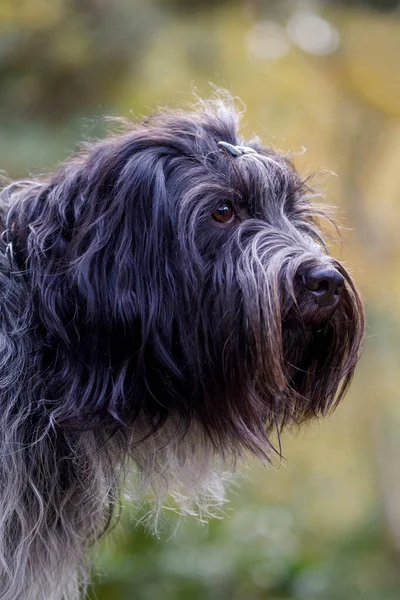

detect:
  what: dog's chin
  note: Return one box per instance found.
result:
[284,298,340,328]
[302,303,339,326]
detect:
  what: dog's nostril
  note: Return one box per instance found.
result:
[302,267,345,307]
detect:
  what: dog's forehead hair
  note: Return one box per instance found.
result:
[221,150,301,219]
[126,113,306,223]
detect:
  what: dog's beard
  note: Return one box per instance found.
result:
[175,221,365,463]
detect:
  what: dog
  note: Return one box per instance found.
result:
[0,94,364,599]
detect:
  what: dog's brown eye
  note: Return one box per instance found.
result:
[212,204,233,223]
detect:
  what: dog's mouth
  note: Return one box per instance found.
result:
[284,300,340,328]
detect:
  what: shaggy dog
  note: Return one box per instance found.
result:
[0,95,364,599]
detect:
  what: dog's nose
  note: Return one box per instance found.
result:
[302,267,345,307]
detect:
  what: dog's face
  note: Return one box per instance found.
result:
[6,100,364,460]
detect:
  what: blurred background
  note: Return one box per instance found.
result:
[1,0,399,598]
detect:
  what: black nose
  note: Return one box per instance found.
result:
[302,267,345,307]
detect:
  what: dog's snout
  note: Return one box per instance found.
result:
[302,267,344,307]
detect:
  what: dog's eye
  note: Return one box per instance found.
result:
[212,203,234,223]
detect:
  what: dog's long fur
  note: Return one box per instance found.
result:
[0,95,364,599]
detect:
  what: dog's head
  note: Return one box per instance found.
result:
[3,96,365,463]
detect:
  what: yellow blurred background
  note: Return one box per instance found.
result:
[1,1,399,598]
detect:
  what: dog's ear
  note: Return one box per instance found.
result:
[3,134,190,428]
[8,134,179,347]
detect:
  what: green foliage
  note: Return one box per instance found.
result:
[88,499,400,600]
